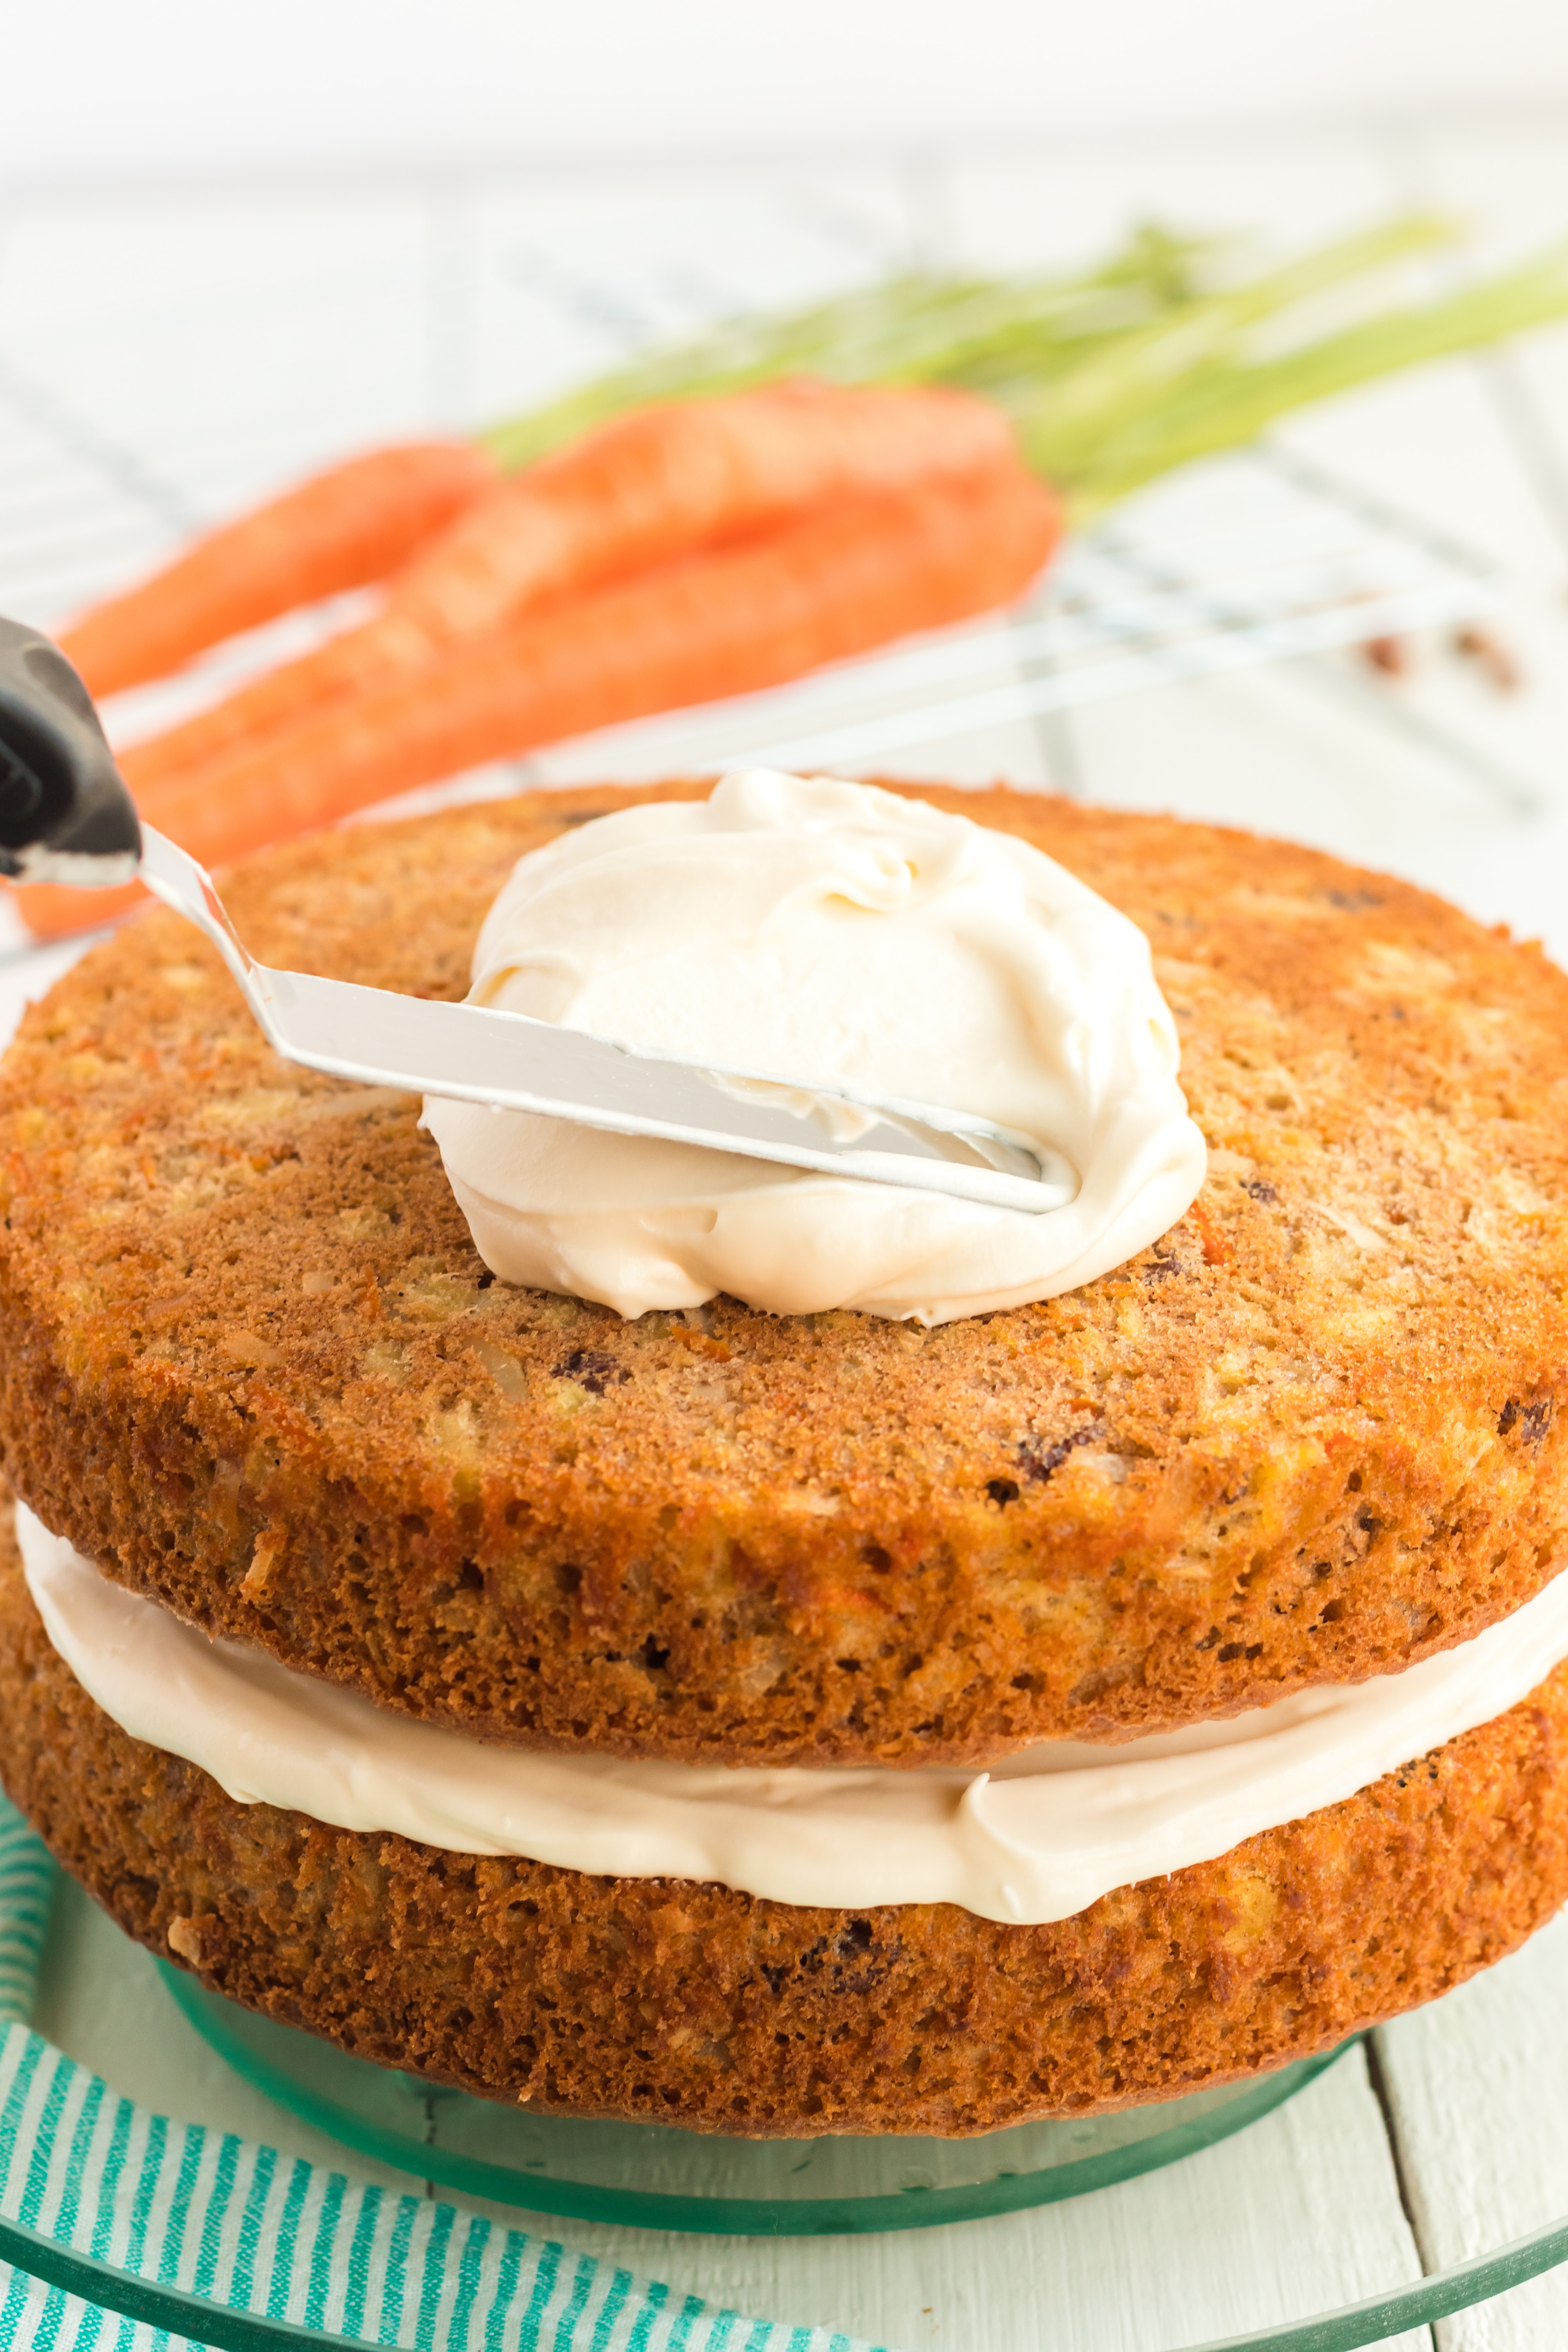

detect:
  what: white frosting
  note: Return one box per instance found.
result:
[22,1500,1568,1927]
[422,772,1207,1323]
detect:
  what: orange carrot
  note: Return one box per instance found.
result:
[398,381,1018,637]
[60,441,500,699]
[115,383,1017,795]
[17,458,1058,941]
[19,876,145,937]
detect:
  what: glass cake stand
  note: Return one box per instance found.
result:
[157,1962,1347,2237]
[12,1869,1568,2352]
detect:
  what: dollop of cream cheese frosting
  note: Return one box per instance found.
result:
[422,770,1207,1323]
[24,1502,1568,1928]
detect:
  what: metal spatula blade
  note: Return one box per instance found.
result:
[138,828,1070,1214]
[0,618,1072,1216]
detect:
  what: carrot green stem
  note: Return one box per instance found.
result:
[477,214,1568,517]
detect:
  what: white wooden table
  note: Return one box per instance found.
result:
[4,106,1568,2351]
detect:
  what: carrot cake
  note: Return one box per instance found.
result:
[0,773,1566,2132]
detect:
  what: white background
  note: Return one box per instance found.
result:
[4,0,1568,185]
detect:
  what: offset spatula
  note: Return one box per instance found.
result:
[0,619,1072,1214]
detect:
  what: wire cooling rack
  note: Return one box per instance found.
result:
[0,429,1533,973]
[542,439,1534,809]
[0,158,1544,834]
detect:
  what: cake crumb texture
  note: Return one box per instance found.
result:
[1,1518,1564,2134]
[1,784,1567,1763]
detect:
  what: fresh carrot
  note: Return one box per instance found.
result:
[114,381,1016,794]
[60,219,1568,727]
[19,875,145,938]
[16,457,1056,941]
[60,441,500,699]
[400,381,1017,636]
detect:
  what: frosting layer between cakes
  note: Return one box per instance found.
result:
[23,1498,1568,1927]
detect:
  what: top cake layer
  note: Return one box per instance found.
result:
[0,782,1565,1768]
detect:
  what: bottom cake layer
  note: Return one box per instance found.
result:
[4,1535,1568,2138]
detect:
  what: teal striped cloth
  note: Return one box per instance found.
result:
[0,1799,889,2352]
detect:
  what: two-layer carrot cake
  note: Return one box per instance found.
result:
[1,773,1565,2134]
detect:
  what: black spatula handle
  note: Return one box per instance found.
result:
[0,621,141,884]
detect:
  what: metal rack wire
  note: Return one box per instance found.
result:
[610,443,1538,809]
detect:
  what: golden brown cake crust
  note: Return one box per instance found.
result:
[2,784,1568,1765]
[2,1521,1565,2134]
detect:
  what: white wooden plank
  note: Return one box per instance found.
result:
[1374,1908,1568,2352]
[404,2042,1434,2352]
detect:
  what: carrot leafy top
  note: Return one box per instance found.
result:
[481,215,1568,519]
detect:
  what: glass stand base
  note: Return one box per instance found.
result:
[158,1962,1349,2237]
